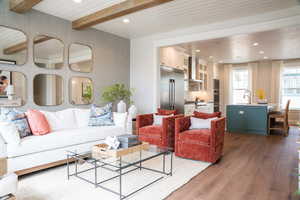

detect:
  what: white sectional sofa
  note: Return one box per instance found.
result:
[0,108,131,174]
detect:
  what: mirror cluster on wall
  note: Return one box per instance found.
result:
[0,70,27,106]
[33,74,63,106]
[69,43,93,73]
[0,25,27,65]
[70,77,93,105]
[0,25,95,107]
[34,35,64,69]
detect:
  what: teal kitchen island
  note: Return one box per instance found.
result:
[226,104,275,135]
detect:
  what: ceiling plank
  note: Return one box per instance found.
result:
[10,0,43,13]
[3,36,51,55]
[72,0,174,30]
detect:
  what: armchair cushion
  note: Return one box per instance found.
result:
[178,129,211,144]
[157,109,177,115]
[153,114,173,126]
[193,111,221,119]
[189,117,218,129]
[139,125,162,136]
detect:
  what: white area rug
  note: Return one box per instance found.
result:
[17,153,211,200]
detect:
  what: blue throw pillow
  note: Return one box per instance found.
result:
[88,103,114,126]
[0,108,32,138]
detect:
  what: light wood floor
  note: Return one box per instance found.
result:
[166,128,299,200]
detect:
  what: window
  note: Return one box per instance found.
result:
[281,66,300,109]
[230,67,251,104]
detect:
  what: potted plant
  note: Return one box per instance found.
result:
[102,84,134,113]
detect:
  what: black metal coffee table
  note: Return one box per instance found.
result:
[66,145,173,200]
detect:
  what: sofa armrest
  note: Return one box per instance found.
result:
[210,117,226,147]
[175,116,191,135]
[0,134,7,158]
[136,114,154,132]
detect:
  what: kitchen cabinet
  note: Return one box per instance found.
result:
[160,47,186,69]
[184,103,214,116]
[226,105,269,135]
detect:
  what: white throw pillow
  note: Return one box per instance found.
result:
[74,108,91,128]
[189,117,218,130]
[113,112,128,128]
[41,109,77,131]
[153,114,172,126]
[0,122,21,145]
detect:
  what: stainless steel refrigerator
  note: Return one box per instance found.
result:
[160,66,185,114]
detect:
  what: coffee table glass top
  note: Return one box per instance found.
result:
[67,145,171,170]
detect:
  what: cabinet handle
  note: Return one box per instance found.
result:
[239,111,244,114]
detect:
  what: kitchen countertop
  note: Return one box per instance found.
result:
[228,103,278,112]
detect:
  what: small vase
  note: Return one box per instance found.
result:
[117,100,126,113]
[128,105,137,118]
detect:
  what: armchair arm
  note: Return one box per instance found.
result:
[162,114,184,148]
[175,116,191,135]
[210,117,226,147]
[136,114,154,133]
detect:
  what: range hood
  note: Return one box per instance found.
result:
[188,56,203,82]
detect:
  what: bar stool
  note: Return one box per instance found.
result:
[268,100,290,136]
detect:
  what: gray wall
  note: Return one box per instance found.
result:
[0,0,130,111]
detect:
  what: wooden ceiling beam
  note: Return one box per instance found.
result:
[72,0,174,30]
[3,36,51,55]
[10,0,43,13]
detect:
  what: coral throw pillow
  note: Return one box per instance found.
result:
[157,109,177,115]
[193,111,221,119]
[26,109,51,135]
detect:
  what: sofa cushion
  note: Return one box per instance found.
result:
[178,129,211,144]
[41,109,77,131]
[7,126,126,158]
[193,111,221,119]
[26,109,51,136]
[74,108,90,128]
[89,104,114,126]
[0,108,32,138]
[139,125,162,137]
[0,122,20,145]
[113,112,128,128]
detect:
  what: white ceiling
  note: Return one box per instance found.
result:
[33,0,300,39]
[177,26,300,63]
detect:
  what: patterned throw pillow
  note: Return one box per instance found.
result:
[0,108,32,138]
[88,103,114,126]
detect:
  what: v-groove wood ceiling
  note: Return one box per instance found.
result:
[30,0,300,38]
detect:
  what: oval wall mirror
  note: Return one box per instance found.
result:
[0,70,27,106]
[33,74,63,106]
[33,35,64,69]
[70,77,93,105]
[0,25,28,65]
[69,43,93,73]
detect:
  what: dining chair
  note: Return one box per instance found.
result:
[268,100,291,136]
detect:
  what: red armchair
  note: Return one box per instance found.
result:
[136,113,184,149]
[175,116,226,163]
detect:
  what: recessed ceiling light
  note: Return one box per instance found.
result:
[73,0,82,3]
[263,56,268,59]
[259,50,264,54]
[253,42,259,46]
[123,18,130,24]
[195,49,200,53]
